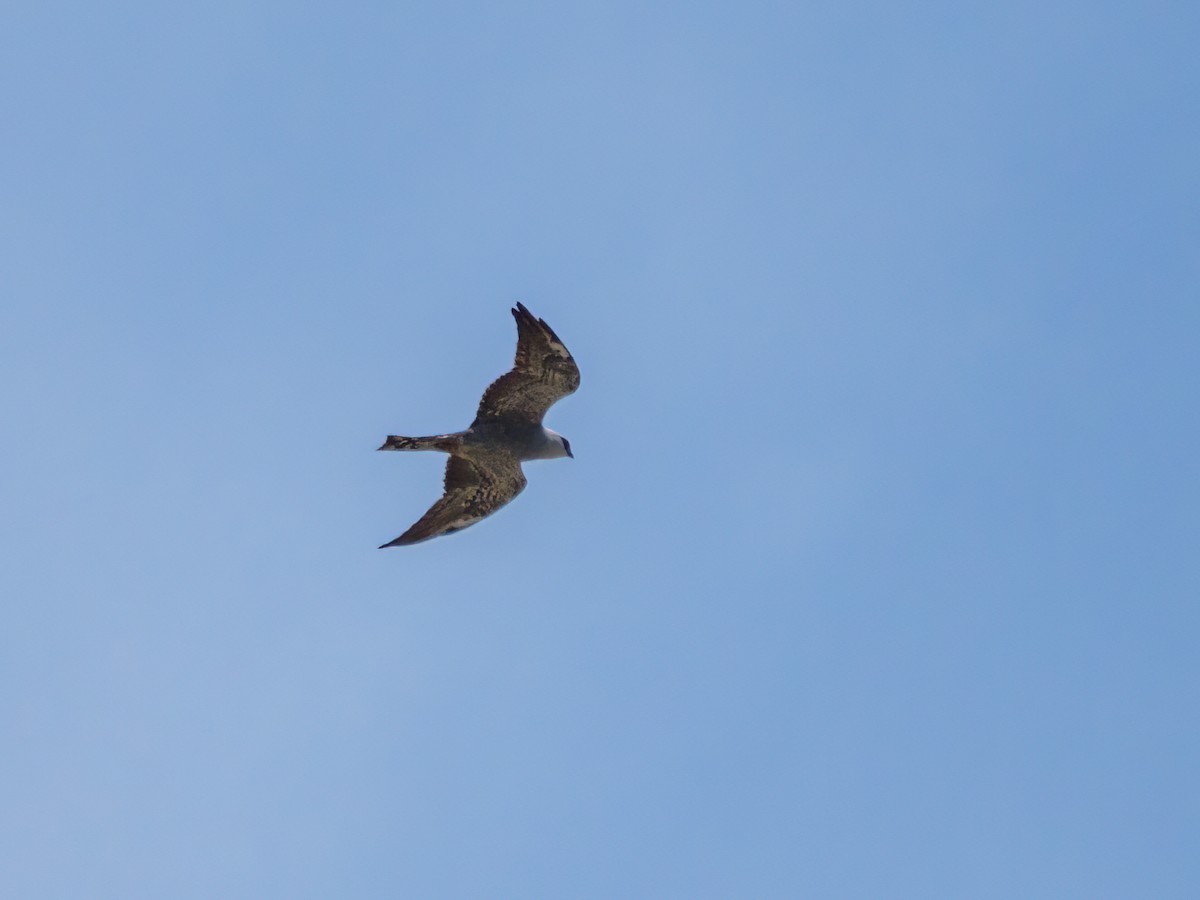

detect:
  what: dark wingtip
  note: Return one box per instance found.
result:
[512,301,564,343]
[512,302,536,327]
[380,529,424,548]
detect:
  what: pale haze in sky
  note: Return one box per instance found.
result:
[2,2,1197,898]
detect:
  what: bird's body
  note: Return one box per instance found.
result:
[377,303,579,547]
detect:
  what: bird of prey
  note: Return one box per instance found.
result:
[376,303,580,547]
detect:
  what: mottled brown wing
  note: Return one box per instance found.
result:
[475,302,580,426]
[379,452,526,547]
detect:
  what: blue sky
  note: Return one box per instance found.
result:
[2,2,1197,897]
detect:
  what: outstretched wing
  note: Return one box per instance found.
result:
[475,302,580,426]
[379,452,526,547]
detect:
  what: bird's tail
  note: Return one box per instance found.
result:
[377,433,462,452]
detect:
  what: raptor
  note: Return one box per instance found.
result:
[376,303,580,547]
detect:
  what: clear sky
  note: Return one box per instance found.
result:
[2,2,1197,898]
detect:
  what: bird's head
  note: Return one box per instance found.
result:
[544,429,574,459]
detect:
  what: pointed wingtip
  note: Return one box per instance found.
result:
[512,302,564,343]
[380,531,422,548]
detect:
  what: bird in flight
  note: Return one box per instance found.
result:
[377,303,580,547]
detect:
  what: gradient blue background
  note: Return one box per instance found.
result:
[3,2,1197,897]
